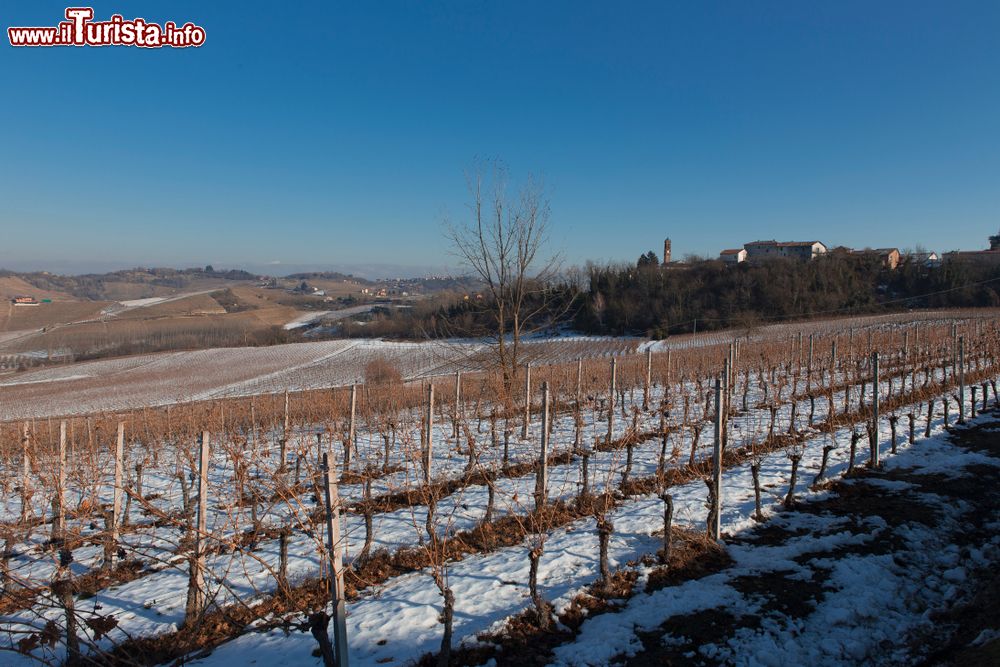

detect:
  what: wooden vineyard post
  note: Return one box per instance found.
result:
[348,384,358,466]
[424,384,434,485]
[522,363,532,440]
[643,349,652,411]
[951,323,958,382]
[727,342,735,402]
[807,334,815,392]
[453,371,462,439]
[797,331,803,370]
[279,390,290,480]
[576,357,583,405]
[871,353,880,468]
[534,382,550,511]
[607,357,617,445]
[184,431,210,628]
[250,397,257,450]
[958,337,966,424]
[831,340,838,383]
[711,376,723,541]
[54,420,67,544]
[321,451,350,667]
[111,421,125,565]
[721,354,731,451]
[20,422,31,523]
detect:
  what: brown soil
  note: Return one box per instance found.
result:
[616,411,1000,666]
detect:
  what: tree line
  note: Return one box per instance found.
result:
[335,253,1000,340]
[574,252,1000,337]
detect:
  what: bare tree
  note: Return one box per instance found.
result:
[445,160,562,393]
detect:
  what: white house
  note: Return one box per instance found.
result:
[719,248,747,264]
[908,251,940,268]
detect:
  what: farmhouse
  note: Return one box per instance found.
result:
[842,247,902,270]
[719,248,747,264]
[878,248,901,269]
[908,251,940,268]
[743,240,828,262]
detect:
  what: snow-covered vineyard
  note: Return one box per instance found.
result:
[0,337,642,422]
[1,314,998,666]
[0,309,982,422]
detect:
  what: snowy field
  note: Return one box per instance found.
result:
[0,309,982,422]
[0,336,643,421]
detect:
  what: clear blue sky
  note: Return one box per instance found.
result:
[2,1,998,277]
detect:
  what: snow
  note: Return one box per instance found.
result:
[0,336,642,420]
[283,310,332,329]
[1,333,996,666]
[555,410,1000,667]
[117,297,167,308]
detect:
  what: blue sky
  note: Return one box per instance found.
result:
[1,1,998,277]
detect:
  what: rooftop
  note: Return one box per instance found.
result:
[744,240,822,248]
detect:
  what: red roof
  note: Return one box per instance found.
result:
[744,240,822,248]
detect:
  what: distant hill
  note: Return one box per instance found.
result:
[0,274,75,301]
[284,271,370,283]
[379,276,485,293]
[0,267,259,301]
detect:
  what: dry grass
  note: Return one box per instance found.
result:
[0,301,111,333]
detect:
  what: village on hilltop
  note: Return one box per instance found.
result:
[651,231,1000,270]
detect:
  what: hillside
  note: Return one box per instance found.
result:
[0,269,381,363]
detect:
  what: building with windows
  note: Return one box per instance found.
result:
[840,247,901,270]
[743,240,828,261]
[719,248,747,264]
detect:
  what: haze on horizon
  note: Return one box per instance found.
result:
[2,1,998,277]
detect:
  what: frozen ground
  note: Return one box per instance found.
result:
[147,383,997,667]
[0,336,639,420]
[0,326,994,666]
[1,309,982,421]
[552,415,1000,666]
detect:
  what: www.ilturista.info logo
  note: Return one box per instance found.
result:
[8,7,205,48]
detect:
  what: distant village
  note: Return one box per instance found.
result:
[9,233,1000,307]
[653,233,1000,270]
